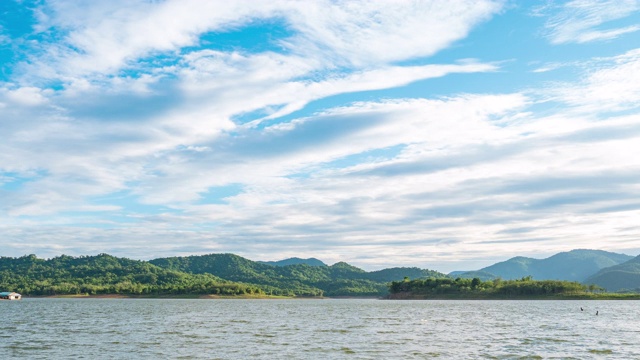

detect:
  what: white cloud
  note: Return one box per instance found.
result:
[0,56,500,218]
[2,86,51,106]
[128,89,640,270]
[3,88,640,271]
[132,93,529,201]
[0,0,503,206]
[573,24,640,42]
[21,0,503,81]
[548,48,640,112]
[28,0,274,79]
[178,50,499,127]
[542,0,640,44]
[4,63,640,270]
[283,0,503,67]
[530,61,571,73]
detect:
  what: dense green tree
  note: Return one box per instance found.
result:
[0,254,263,296]
[0,253,449,297]
[388,276,597,298]
[150,253,448,297]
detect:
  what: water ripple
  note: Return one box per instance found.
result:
[1,299,639,359]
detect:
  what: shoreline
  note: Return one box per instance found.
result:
[21,293,640,300]
[385,292,640,300]
[31,294,326,300]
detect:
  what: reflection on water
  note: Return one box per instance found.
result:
[1,299,639,359]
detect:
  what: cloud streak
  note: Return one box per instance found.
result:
[541,0,640,44]
[18,0,502,81]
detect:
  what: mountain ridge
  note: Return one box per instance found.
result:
[584,255,640,292]
[455,249,633,282]
[259,257,327,267]
[2,249,639,297]
[149,253,447,296]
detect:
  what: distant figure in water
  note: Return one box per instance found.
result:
[580,307,583,311]
[596,311,599,316]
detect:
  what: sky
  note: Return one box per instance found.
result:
[1,0,640,273]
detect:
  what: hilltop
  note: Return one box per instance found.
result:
[149,253,447,296]
[259,257,326,267]
[585,255,640,292]
[453,249,632,282]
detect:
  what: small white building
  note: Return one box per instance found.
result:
[0,292,22,300]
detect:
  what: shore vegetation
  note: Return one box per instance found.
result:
[388,276,640,299]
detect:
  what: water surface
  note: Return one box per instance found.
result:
[1,299,638,359]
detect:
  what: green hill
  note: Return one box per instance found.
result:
[366,267,448,283]
[0,254,261,296]
[584,255,640,292]
[453,270,498,281]
[260,257,326,267]
[150,253,324,295]
[479,256,537,280]
[474,250,632,281]
[149,254,448,296]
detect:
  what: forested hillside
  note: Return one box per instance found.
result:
[585,255,640,292]
[0,253,448,297]
[259,257,326,267]
[4,250,634,298]
[150,254,448,296]
[460,249,632,281]
[0,254,264,296]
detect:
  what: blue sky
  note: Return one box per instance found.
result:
[1,0,640,272]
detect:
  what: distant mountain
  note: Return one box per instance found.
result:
[366,267,447,283]
[150,253,448,296]
[585,255,640,292]
[260,257,326,267]
[479,256,535,280]
[452,270,498,281]
[149,253,319,294]
[462,249,632,282]
[448,271,466,277]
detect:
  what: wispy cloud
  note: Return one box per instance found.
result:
[531,61,571,73]
[541,0,640,44]
[547,48,640,112]
[18,0,502,82]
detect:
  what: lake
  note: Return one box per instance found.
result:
[1,299,639,359]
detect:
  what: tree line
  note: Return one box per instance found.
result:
[389,276,605,298]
